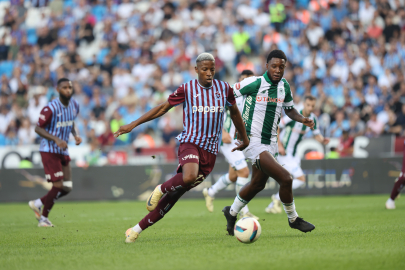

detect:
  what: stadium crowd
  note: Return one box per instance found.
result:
[0,0,405,154]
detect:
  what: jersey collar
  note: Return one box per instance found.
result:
[263,72,283,85]
[263,72,272,84]
[197,80,213,89]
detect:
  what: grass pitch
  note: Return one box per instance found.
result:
[0,195,404,270]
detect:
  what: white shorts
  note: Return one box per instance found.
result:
[243,137,278,165]
[220,140,248,171]
[277,154,304,178]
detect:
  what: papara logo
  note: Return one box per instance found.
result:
[256,96,284,103]
[192,106,224,114]
[56,121,73,128]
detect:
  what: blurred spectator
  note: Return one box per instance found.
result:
[337,130,354,157]
[0,0,404,149]
[18,118,36,145]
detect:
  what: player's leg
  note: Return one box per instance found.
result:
[235,165,259,220]
[266,155,305,214]
[386,155,405,209]
[29,153,65,227]
[225,151,314,234]
[126,162,199,243]
[203,165,236,212]
[146,161,199,211]
[223,164,268,235]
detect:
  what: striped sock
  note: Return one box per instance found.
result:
[282,201,298,222]
[230,194,249,216]
[208,173,232,198]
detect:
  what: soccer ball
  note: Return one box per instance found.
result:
[234,217,261,244]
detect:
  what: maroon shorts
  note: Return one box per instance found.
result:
[40,152,71,182]
[177,143,217,180]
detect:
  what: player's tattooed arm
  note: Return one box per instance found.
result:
[114,101,173,137]
[35,126,68,149]
[284,108,315,130]
[71,122,82,145]
[229,103,249,151]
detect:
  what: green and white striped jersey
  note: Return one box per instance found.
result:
[233,72,294,145]
[279,110,320,156]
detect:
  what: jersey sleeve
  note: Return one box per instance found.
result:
[37,106,53,128]
[225,83,236,107]
[168,84,186,107]
[282,80,294,109]
[312,115,321,135]
[279,115,293,129]
[233,76,260,98]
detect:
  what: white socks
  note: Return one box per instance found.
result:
[208,173,232,198]
[132,224,143,234]
[230,195,249,216]
[235,177,250,214]
[282,201,298,222]
[34,199,43,208]
[235,176,249,194]
[292,179,305,189]
[269,180,305,207]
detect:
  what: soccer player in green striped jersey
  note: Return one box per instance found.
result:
[222,50,316,234]
[266,95,330,214]
[203,70,259,220]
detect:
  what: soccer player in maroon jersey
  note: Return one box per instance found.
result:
[115,53,250,243]
[386,143,405,209]
[28,78,82,227]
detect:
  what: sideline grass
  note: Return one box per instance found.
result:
[0,195,404,270]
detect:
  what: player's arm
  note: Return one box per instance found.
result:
[222,129,232,144]
[71,122,82,145]
[315,134,330,145]
[311,116,329,144]
[35,106,68,149]
[114,101,173,137]
[229,103,249,152]
[282,81,314,130]
[284,108,314,130]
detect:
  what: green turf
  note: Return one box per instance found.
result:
[0,195,404,270]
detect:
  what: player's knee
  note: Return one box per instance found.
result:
[251,181,266,193]
[280,174,293,187]
[238,167,250,178]
[183,172,198,185]
[62,180,73,193]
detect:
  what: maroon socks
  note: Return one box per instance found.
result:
[160,173,187,193]
[390,176,405,200]
[40,186,64,218]
[139,189,186,230]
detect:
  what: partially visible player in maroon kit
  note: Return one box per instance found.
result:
[386,141,405,209]
[28,78,82,227]
[114,53,250,243]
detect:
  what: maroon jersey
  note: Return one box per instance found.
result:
[168,79,236,155]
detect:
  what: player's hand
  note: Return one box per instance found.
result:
[114,124,134,138]
[55,139,68,149]
[74,136,82,145]
[232,139,249,152]
[323,137,330,145]
[279,145,286,156]
[303,118,315,130]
